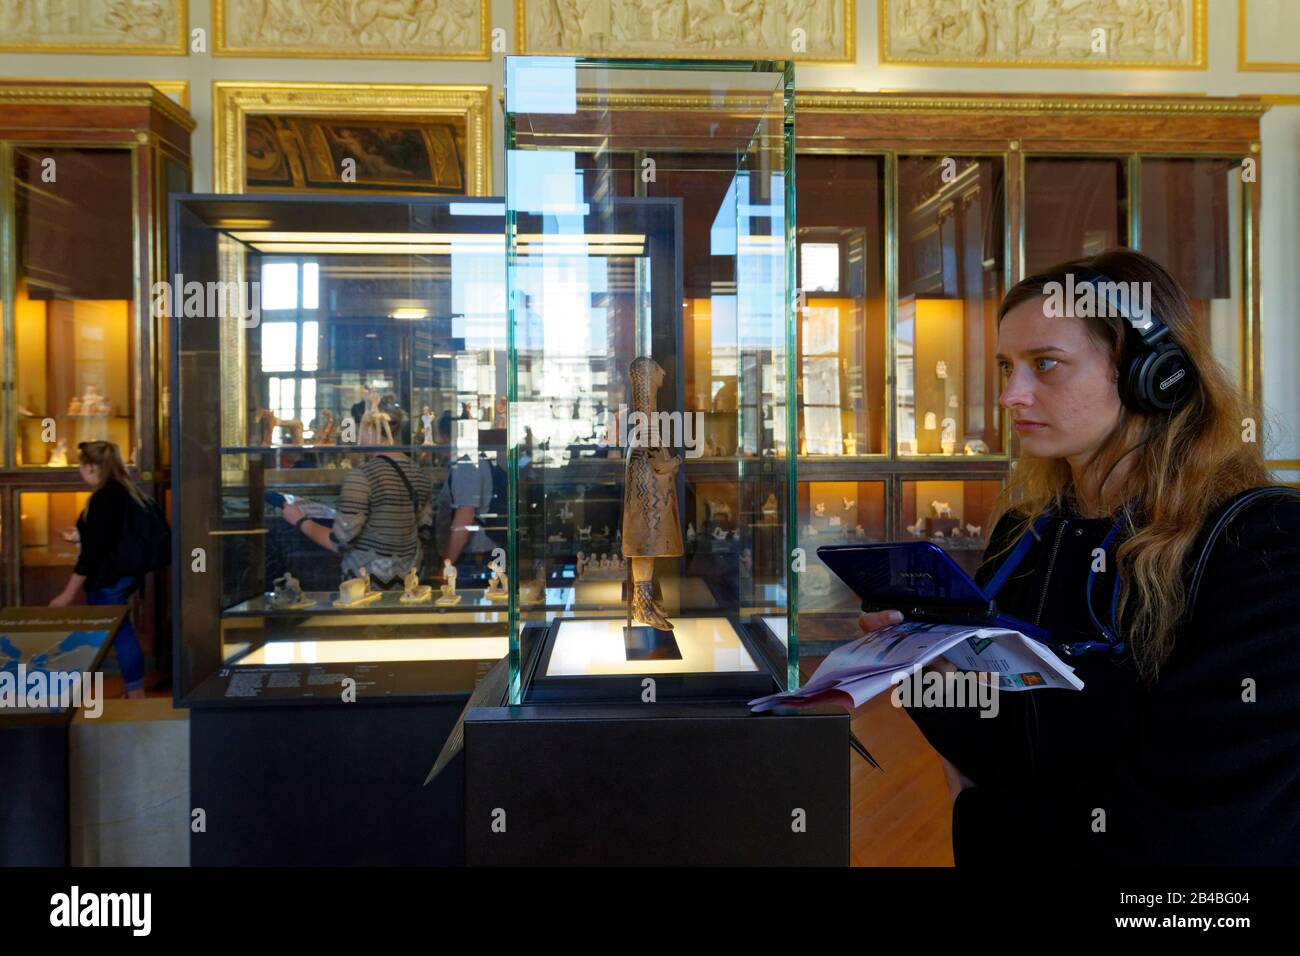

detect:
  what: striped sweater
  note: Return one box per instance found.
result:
[329,454,434,585]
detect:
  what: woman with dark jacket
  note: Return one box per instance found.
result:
[49,440,150,698]
[860,248,1300,865]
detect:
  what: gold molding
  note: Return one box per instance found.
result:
[149,80,190,112]
[0,81,196,130]
[1238,0,1300,72]
[0,1,188,56]
[513,0,856,63]
[211,81,492,196]
[212,0,490,60]
[880,0,1207,70]
[1258,94,1300,105]
[795,91,1269,117]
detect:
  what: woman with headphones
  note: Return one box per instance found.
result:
[860,248,1300,866]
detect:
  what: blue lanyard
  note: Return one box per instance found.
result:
[984,506,1128,657]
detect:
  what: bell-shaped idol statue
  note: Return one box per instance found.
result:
[621,356,683,632]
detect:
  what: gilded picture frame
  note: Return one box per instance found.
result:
[879,0,1207,70]
[212,0,490,60]
[0,0,188,55]
[212,82,492,196]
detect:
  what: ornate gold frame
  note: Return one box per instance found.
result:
[1239,0,1300,71]
[211,81,492,195]
[879,0,1207,70]
[211,0,490,60]
[0,1,188,55]
[512,0,856,63]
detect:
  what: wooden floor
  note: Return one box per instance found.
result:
[846,692,955,866]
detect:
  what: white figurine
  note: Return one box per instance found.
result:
[711,526,727,541]
[686,523,697,545]
[906,518,924,537]
[935,360,948,379]
[436,559,461,605]
[940,418,957,455]
[761,494,778,517]
[578,525,592,541]
[334,568,382,607]
[48,438,68,467]
[558,501,574,521]
[400,566,432,604]
[575,551,588,577]
[843,435,858,455]
[963,439,989,455]
[931,500,952,518]
[421,406,435,446]
[842,496,854,511]
[966,523,983,538]
[814,501,826,517]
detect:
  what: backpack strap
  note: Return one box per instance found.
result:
[1187,485,1300,611]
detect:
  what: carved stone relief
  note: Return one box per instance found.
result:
[216,0,486,58]
[520,0,851,61]
[0,0,183,51]
[881,0,1202,67]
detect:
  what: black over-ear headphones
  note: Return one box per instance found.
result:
[1071,268,1197,415]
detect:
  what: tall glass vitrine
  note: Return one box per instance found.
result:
[504,57,797,704]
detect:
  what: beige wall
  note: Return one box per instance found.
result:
[5,0,1300,468]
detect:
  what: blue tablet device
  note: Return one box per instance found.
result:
[816,542,1052,640]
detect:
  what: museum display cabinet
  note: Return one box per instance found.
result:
[787,91,1268,642]
[0,81,194,670]
[503,57,798,704]
[171,194,510,704]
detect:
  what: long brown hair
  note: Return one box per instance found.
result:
[989,248,1270,681]
[78,440,148,511]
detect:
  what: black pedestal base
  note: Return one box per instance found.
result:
[465,703,850,865]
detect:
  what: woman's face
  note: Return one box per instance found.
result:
[996,296,1123,463]
[79,462,100,487]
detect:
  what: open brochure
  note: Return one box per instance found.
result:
[749,620,1084,713]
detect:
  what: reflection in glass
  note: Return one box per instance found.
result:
[1140,157,1244,390]
[1024,156,1126,275]
[896,156,1005,457]
[171,197,509,697]
[19,491,90,604]
[797,155,886,455]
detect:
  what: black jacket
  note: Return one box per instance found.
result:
[74,480,133,591]
[905,489,1300,866]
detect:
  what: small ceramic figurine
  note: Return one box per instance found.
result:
[966,523,983,538]
[48,438,68,467]
[963,439,989,455]
[67,397,83,416]
[923,411,938,431]
[931,500,952,518]
[940,418,957,455]
[843,435,857,456]
[906,518,924,537]
[315,409,337,445]
[334,568,382,607]
[271,572,315,609]
[842,496,854,511]
[399,566,433,604]
[935,360,948,379]
[814,501,827,517]
[575,551,588,577]
[686,523,697,545]
[711,526,727,541]
[436,559,461,605]
[558,501,574,521]
[485,566,508,601]
[578,525,592,541]
[762,493,778,517]
[421,406,434,446]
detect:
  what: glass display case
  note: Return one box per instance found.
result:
[504,57,797,703]
[171,194,509,703]
[0,81,193,691]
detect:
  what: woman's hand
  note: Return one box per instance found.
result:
[49,590,75,608]
[282,502,305,526]
[59,527,80,544]
[858,609,904,633]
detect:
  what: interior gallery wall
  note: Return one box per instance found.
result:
[4,0,1300,471]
